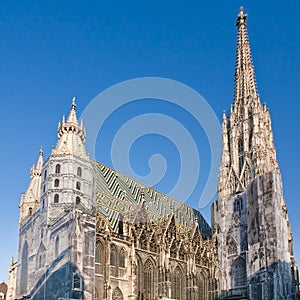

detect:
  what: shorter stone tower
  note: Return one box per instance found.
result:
[15,99,96,300]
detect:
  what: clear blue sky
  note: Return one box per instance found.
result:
[1,1,299,282]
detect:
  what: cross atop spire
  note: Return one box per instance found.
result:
[234,7,259,110]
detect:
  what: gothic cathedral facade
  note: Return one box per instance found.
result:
[7,8,299,300]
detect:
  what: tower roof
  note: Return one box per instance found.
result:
[53,98,87,158]
[234,7,259,108]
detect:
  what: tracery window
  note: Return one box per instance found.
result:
[110,244,117,266]
[55,164,61,174]
[228,240,238,256]
[112,287,123,300]
[144,259,155,299]
[197,274,206,299]
[95,240,103,274]
[172,267,182,300]
[119,248,126,268]
[231,257,246,287]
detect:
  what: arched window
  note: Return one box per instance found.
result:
[197,274,207,299]
[54,194,59,203]
[20,241,28,294]
[77,167,82,177]
[144,259,155,299]
[95,240,103,274]
[44,170,47,180]
[54,179,59,187]
[55,236,59,257]
[112,287,123,300]
[234,196,243,215]
[28,207,32,216]
[119,248,126,268]
[41,228,44,239]
[228,240,238,256]
[110,245,117,266]
[73,272,82,291]
[76,181,81,190]
[238,140,244,175]
[76,196,81,205]
[172,266,183,299]
[231,257,246,288]
[55,164,61,174]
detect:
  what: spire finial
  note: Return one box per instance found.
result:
[236,6,247,27]
[39,146,43,156]
[72,97,76,109]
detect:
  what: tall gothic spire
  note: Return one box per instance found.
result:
[234,7,259,111]
[218,7,279,197]
[52,98,87,158]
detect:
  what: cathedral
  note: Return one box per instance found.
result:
[7,8,299,300]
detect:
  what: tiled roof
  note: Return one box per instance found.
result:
[93,160,212,238]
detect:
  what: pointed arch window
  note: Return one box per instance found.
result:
[54,179,59,187]
[28,207,32,216]
[238,139,244,175]
[119,248,126,268]
[55,164,61,174]
[54,194,59,203]
[144,259,155,299]
[77,167,82,177]
[76,196,81,205]
[112,287,123,300]
[231,257,246,287]
[95,240,104,274]
[110,244,117,266]
[228,239,238,256]
[172,266,183,300]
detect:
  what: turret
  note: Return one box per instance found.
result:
[19,148,43,224]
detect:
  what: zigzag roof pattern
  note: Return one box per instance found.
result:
[92,160,212,239]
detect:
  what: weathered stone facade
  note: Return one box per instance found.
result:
[211,7,299,300]
[8,7,299,300]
